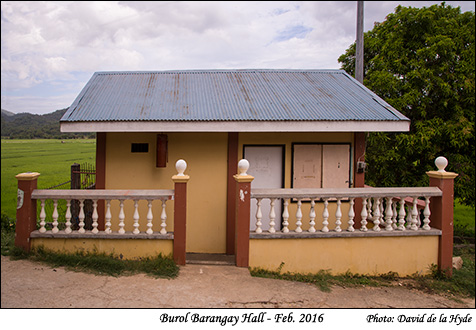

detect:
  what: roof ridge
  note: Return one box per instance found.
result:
[95,69,346,75]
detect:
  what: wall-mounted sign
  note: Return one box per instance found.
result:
[17,189,24,209]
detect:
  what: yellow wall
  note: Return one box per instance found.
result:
[32,235,439,276]
[31,237,173,260]
[105,132,228,253]
[249,236,439,276]
[103,132,355,253]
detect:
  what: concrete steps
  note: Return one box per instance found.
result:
[186,253,235,266]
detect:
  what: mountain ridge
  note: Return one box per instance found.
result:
[1,108,94,139]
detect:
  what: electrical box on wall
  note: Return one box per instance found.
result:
[156,134,168,167]
[357,161,367,173]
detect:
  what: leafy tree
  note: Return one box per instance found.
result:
[338,3,475,207]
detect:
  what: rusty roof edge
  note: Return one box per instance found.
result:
[62,117,406,123]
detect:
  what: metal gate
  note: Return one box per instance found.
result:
[38,163,96,230]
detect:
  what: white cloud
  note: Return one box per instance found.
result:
[1,93,76,114]
[1,1,474,114]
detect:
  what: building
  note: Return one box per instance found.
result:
[16,69,455,276]
[59,69,410,255]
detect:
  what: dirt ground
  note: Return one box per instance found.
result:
[1,255,474,309]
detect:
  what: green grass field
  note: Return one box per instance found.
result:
[454,200,476,239]
[1,139,96,220]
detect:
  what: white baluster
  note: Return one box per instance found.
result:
[322,198,329,232]
[397,198,406,231]
[384,197,393,231]
[160,199,167,235]
[268,198,276,233]
[133,200,140,234]
[105,200,112,233]
[367,197,372,216]
[406,203,412,230]
[52,199,59,233]
[78,200,85,233]
[146,200,153,234]
[392,200,398,230]
[347,198,355,232]
[372,197,381,231]
[39,199,47,233]
[416,210,421,228]
[422,197,431,230]
[295,199,303,233]
[255,199,263,234]
[335,198,342,232]
[360,198,368,232]
[309,199,316,233]
[92,200,99,234]
[367,197,373,228]
[118,200,125,234]
[411,197,418,230]
[282,199,290,233]
[65,199,72,234]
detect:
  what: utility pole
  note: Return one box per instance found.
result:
[355,1,364,83]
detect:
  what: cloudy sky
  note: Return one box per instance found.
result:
[1,1,474,115]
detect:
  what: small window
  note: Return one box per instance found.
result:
[131,143,149,153]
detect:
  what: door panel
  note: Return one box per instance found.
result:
[322,145,351,188]
[244,146,283,231]
[293,144,322,188]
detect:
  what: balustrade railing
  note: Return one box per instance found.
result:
[250,187,442,235]
[31,189,174,235]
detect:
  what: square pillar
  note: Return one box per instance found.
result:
[172,160,189,266]
[15,172,40,252]
[226,132,239,255]
[234,159,254,268]
[426,157,458,277]
[353,132,366,228]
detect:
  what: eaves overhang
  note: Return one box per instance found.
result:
[60,119,410,133]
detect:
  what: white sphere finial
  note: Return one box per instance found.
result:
[175,159,187,176]
[238,159,250,176]
[435,156,448,172]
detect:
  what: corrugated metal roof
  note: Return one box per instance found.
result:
[61,69,409,123]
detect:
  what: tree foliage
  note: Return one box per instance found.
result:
[338,3,475,206]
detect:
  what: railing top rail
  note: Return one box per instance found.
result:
[32,189,175,200]
[251,187,442,199]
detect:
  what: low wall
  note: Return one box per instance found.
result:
[249,233,439,276]
[30,233,173,260]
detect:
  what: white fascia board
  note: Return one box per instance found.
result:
[60,120,410,133]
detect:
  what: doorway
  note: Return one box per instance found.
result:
[243,145,284,231]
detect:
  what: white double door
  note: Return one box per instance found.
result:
[244,146,283,232]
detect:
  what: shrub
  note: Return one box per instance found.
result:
[1,212,15,233]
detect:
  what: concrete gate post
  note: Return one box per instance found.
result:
[172,160,190,265]
[426,156,458,277]
[234,159,254,268]
[15,172,40,252]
